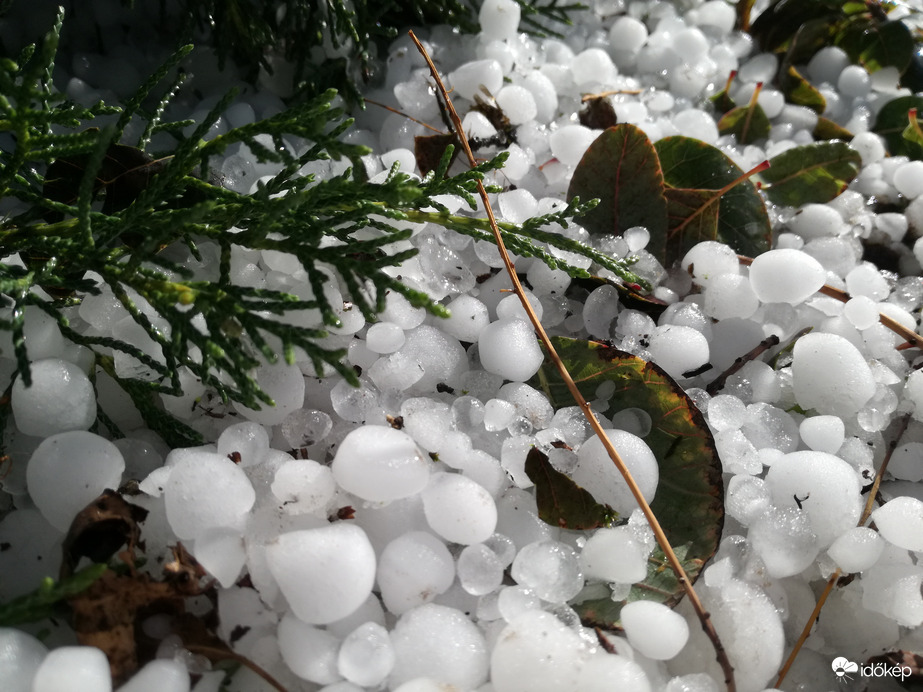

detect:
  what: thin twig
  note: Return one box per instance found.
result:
[364,98,446,134]
[774,414,911,687]
[185,644,288,692]
[581,89,642,101]
[409,30,737,692]
[706,334,780,396]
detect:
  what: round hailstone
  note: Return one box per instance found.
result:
[704,273,759,320]
[118,659,189,692]
[680,241,740,287]
[11,358,96,437]
[570,48,617,85]
[608,16,648,54]
[788,203,846,239]
[496,85,537,125]
[496,292,543,323]
[549,125,597,167]
[646,325,709,381]
[844,295,880,330]
[266,524,376,624]
[893,160,923,199]
[827,526,884,573]
[620,600,690,660]
[163,451,255,539]
[271,459,336,514]
[671,109,719,144]
[798,415,845,454]
[377,531,455,614]
[479,0,520,41]
[441,295,490,343]
[26,431,125,532]
[422,473,497,545]
[490,610,585,692]
[511,540,584,603]
[837,64,871,98]
[366,321,405,354]
[31,646,111,692]
[449,59,503,100]
[233,361,305,425]
[850,132,887,166]
[338,622,395,687]
[216,421,269,467]
[389,604,489,690]
[871,497,923,552]
[277,612,342,684]
[764,450,862,547]
[0,627,47,692]
[749,506,819,578]
[579,526,648,584]
[457,543,504,595]
[749,248,826,304]
[478,318,543,382]
[573,429,658,514]
[792,333,876,417]
[332,425,430,501]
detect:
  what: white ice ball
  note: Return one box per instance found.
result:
[827,526,884,573]
[749,249,826,304]
[479,0,520,42]
[12,359,96,437]
[646,325,710,380]
[31,647,111,692]
[765,450,862,547]
[681,241,740,287]
[277,612,342,684]
[27,431,125,531]
[332,425,430,502]
[378,531,455,614]
[233,361,305,425]
[450,60,504,101]
[792,333,875,417]
[266,523,376,624]
[871,496,923,552]
[0,627,47,692]
[579,526,648,584]
[620,600,690,660]
[478,318,544,382]
[574,429,658,515]
[164,451,255,539]
[422,473,497,545]
[117,659,190,692]
[491,610,584,692]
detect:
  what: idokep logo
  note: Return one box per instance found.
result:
[831,656,911,683]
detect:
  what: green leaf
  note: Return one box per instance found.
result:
[525,447,619,530]
[749,0,844,53]
[758,141,862,206]
[654,136,771,264]
[528,337,724,626]
[566,124,669,261]
[903,108,923,150]
[717,100,771,145]
[781,65,827,114]
[813,117,853,141]
[0,563,107,626]
[835,18,914,74]
[872,95,923,159]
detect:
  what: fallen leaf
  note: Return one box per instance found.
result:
[872,95,923,159]
[757,141,862,206]
[566,124,669,260]
[528,337,724,626]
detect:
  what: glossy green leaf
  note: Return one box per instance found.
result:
[872,95,923,159]
[525,447,619,530]
[749,0,844,52]
[813,116,853,141]
[902,109,923,150]
[781,65,827,113]
[528,337,724,626]
[717,100,771,144]
[758,141,862,206]
[566,124,669,261]
[654,136,771,264]
[709,71,737,115]
[835,18,914,74]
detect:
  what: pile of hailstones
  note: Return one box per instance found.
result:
[6,0,923,691]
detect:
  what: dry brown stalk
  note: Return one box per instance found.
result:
[408,29,737,692]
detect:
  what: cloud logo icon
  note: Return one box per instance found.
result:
[832,657,859,679]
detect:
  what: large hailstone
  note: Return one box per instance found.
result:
[572,429,658,515]
[332,425,430,502]
[792,333,875,417]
